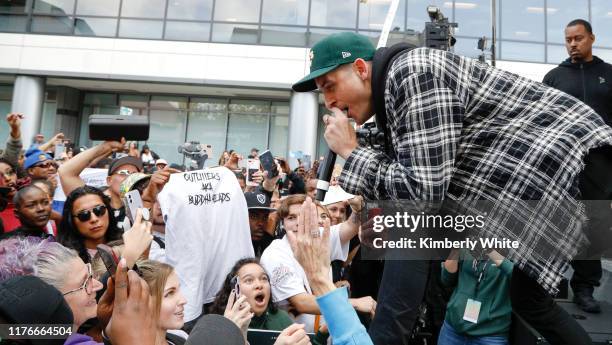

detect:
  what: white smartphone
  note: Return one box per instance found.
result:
[124,190,143,224]
[246,159,260,187]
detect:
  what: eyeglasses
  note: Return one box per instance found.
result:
[63,263,94,296]
[34,161,57,169]
[113,169,132,176]
[73,205,107,222]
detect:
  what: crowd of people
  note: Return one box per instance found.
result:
[0,17,611,345]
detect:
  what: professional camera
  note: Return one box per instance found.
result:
[356,122,386,151]
[424,6,457,51]
[178,141,210,170]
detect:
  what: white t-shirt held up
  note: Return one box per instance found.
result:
[158,167,254,322]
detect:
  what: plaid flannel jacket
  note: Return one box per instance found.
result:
[339,48,612,294]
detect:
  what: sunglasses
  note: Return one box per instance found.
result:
[73,204,107,222]
[34,161,58,169]
[63,263,94,296]
[113,169,132,176]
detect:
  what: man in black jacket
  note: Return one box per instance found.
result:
[543,19,612,314]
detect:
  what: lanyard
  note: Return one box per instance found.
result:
[472,259,489,295]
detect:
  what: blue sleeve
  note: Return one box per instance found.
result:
[316,287,373,345]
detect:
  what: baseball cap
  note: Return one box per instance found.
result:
[292,32,376,92]
[244,191,275,212]
[0,275,73,345]
[108,156,143,175]
[185,314,245,345]
[119,172,151,199]
[155,159,168,166]
[23,149,52,169]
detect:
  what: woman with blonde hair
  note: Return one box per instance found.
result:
[138,260,188,345]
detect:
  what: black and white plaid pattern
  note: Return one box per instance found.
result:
[339,48,612,294]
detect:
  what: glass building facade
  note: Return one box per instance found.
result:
[78,92,289,165]
[2,0,612,63]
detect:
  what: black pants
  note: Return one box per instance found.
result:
[571,259,602,295]
[511,266,592,345]
[368,260,430,345]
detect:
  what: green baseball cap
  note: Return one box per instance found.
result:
[292,32,376,92]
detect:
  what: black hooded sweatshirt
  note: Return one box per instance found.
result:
[543,56,612,126]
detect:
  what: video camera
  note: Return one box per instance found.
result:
[356,122,386,151]
[178,141,211,170]
[424,6,457,51]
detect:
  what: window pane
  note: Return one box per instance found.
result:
[121,0,166,18]
[595,48,612,62]
[269,115,288,158]
[358,30,410,48]
[31,16,74,34]
[186,98,228,167]
[148,109,188,164]
[359,0,405,31]
[453,0,490,37]
[262,0,308,25]
[407,0,445,33]
[547,44,568,64]
[84,93,117,106]
[150,96,188,110]
[501,41,544,62]
[0,86,13,143]
[310,0,357,28]
[41,101,58,140]
[167,0,212,20]
[75,17,117,36]
[501,0,544,42]
[546,1,588,44]
[34,0,74,15]
[229,100,269,114]
[271,101,289,115]
[453,36,480,59]
[591,0,612,47]
[212,23,258,44]
[119,19,163,39]
[119,95,148,115]
[226,114,268,157]
[165,21,210,41]
[0,14,27,32]
[308,28,348,47]
[260,26,307,46]
[214,0,260,23]
[76,0,120,16]
[0,0,28,13]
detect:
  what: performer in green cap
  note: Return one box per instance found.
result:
[293,32,612,345]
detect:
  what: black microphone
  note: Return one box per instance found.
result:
[315,149,336,201]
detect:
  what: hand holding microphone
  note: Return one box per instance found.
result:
[316,108,359,201]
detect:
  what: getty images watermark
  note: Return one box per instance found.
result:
[358,199,612,261]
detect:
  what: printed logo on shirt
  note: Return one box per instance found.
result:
[271,264,294,287]
[599,76,606,84]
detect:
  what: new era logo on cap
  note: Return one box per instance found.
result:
[342,51,352,58]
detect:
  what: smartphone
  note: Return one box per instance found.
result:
[124,190,143,224]
[230,275,241,297]
[302,155,312,171]
[259,150,278,178]
[89,114,150,141]
[247,159,260,187]
[54,141,65,159]
[97,244,119,279]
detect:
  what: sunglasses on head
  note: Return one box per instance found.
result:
[73,204,107,222]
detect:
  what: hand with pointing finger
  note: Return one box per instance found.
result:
[322,107,358,159]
